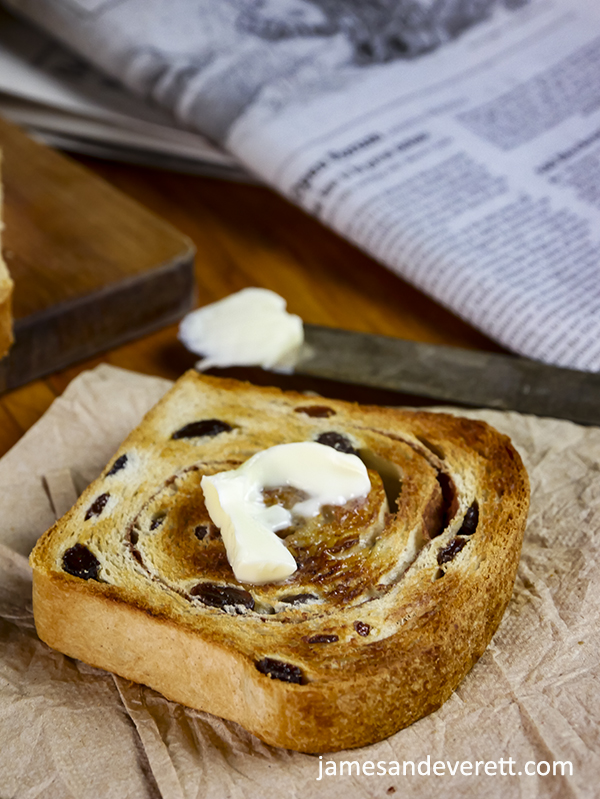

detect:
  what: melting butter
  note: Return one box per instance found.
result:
[178,287,303,372]
[201,442,371,585]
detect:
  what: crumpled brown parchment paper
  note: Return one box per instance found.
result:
[1,364,598,799]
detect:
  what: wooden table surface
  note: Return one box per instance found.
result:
[0,154,505,459]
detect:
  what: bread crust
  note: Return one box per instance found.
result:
[30,372,529,752]
[0,275,13,360]
[0,151,14,360]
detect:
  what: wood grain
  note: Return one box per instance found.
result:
[0,118,195,393]
[0,147,505,459]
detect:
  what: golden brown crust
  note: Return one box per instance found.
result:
[30,371,530,752]
[0,280,12,360]
[0,151,14,360]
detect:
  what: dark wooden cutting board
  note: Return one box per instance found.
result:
[0,116,195,393]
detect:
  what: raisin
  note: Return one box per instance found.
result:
[354,621,370,637]
[150,515,165,530]
[194,524,219,540]
[85,493,109,521]
[172,419,233,440]
[106,454,128,476]
[256,657,304,684]
[437,537,467,566]
[305,634,339,644]
[62,543,100,581]
[279,592,318,605]
[315,432,357,456]
[458,502,479,536]
[190,582,254,611]
[294,405,336,418]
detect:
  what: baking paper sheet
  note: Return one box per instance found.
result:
[0,364,598,798]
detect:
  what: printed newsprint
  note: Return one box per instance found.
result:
[3,0,600,371]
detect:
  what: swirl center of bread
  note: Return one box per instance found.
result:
[30,373,529,753]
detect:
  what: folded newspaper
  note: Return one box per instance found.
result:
[2,0,600,372]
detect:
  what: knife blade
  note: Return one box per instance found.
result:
[297,324,600,425]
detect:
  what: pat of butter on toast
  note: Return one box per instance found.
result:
[30,371,529,753]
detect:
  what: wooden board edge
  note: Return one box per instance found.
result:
[0,252,195,393]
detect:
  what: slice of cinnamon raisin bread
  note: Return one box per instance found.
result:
[0,152,14,360]
[30,371,529,753]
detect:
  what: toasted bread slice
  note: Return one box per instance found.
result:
[0,152,14,360]
[30,372,529,752]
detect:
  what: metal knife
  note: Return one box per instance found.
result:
[296,324,600,426]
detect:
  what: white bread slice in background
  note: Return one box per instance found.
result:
[0,151,14,359]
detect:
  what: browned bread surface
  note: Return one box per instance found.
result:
[0,152,14,359]
[30,371,530,752]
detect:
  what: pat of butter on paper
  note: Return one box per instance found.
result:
[201,442,371,585]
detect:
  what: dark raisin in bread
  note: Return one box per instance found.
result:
[30,371,529,752]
